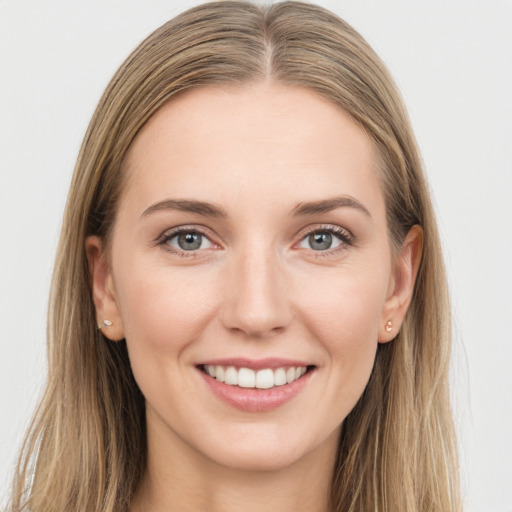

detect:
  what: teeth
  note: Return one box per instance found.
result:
[238,368,255,388]
[274,368,287,386]
[224,366,238,385]
[255,369,274,389]
[215,365,225,383]
[203,364,309,389]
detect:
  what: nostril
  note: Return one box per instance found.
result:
[218,264,292,336]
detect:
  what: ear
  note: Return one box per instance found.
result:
[379,225,423,343]
[85,236,125,341]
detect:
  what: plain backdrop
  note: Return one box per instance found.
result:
[1,1,511,510]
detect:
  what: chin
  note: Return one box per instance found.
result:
[197,424,340,474]
[209,447,308,473]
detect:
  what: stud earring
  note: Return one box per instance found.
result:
[385,320,393,332]
[98,319,113,330]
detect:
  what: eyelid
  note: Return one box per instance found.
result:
[154,223,355,258]
[156,225,222,257]
[294,224,355,255]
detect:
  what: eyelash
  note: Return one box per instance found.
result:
[157,226,214,258]
[157,224,354,258]
[298,224,354,257]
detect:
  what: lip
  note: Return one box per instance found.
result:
[196,357,312,371]
[196,360,315,413]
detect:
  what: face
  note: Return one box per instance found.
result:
[88,83,419,473]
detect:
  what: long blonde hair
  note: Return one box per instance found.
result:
[9,2,461,511]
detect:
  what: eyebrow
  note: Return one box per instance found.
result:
[141,195,371,220]
[141,199,228,219]
[291,196,371,217]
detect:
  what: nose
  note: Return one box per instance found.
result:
[220,244,292,338]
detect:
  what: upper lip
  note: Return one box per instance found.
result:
[195,358,314,371]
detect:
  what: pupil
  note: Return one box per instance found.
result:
[310,232,332,251]
[178,232,202,250]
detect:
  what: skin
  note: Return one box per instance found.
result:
[87,83,422,512]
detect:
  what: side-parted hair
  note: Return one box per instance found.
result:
[9,2,460,511]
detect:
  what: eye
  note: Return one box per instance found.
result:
[164,229,214,252]
[297,226,352,252]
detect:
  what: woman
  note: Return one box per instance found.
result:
[8,2,461,511]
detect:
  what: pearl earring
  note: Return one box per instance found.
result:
[98,319,113,330]
[385,320,393,332]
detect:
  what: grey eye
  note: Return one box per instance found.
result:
[178,232,202,250]
[167,231,212,251]
[308,232,333,251]
[298,230,344,251]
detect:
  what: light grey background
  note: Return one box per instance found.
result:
[1,1,511,510]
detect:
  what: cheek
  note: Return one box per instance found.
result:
[301,266,388,346]
[297,263,389,395]
[113,259,219,365]
[112,261,224,418]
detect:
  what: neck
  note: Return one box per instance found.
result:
[131,411,338,512]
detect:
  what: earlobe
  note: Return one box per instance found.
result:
[379,225,423,343]
[85,236,125,341]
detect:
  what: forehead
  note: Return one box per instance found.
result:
[120,82,384,220]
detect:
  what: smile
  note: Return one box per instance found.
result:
[197,359,316,412]
[201,364,308,389]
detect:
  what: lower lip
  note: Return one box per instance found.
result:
[198,368,314,413]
